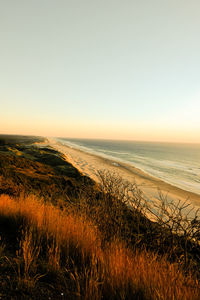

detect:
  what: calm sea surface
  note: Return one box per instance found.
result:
[56,138,200,195]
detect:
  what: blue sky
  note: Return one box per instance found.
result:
[0,0,200,142]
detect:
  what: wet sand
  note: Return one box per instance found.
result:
[47,138,200,212]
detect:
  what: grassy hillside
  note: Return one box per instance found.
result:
[0,135,94,201]
[0,135,200,299]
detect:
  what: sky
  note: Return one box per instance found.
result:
[0,0,200,143]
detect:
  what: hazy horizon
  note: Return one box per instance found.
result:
[1,1,200,143]
[55,135,200,145]
[2,133,200,146]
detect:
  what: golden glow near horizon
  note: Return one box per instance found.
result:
[0,1,200,143]
[1,113,199,144]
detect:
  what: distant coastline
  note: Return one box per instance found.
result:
[55,137,200,195]
[45,138,200,214]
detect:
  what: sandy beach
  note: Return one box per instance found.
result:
[46,138,200,212]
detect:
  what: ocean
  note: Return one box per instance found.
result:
[56,138,200,195]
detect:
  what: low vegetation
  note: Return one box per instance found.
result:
[0,194,199,299]
[0,135,200,299]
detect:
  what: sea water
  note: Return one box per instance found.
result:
[56,138,200,195]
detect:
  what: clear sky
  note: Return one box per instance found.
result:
[0,0,200,142]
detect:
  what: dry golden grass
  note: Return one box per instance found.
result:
[0,193,199,299]
[15,229,42,291]
[102,241,200,299]
[0,194,100,256]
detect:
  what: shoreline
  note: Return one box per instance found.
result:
[45,138,200,211]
